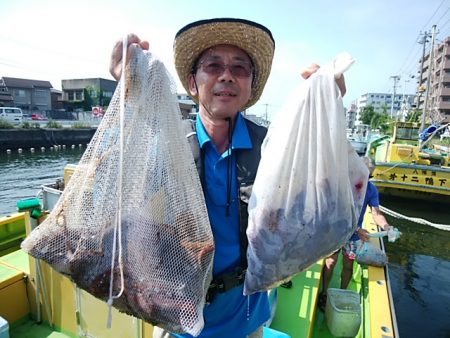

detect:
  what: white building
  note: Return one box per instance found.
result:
[354,92,416,122]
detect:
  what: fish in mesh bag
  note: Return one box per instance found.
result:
[244,53,369,295]
[21,46,214,336]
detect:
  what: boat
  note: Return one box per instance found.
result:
[348,124,371,155]
[367,121,450,203]
[0,166,398,338]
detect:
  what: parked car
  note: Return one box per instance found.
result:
[0,107,23,124]
[31,113,48,121]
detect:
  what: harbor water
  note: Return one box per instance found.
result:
[0,149,449,338]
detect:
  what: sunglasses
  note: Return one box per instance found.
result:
[197,58,253,78]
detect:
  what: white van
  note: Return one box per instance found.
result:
[0,107,23,124]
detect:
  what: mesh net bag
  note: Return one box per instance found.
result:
[21,46,214,336]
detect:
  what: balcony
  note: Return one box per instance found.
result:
[439,87,450,96]
[441,74,450,83]
[436,101,450,110]
[444,59,450,69]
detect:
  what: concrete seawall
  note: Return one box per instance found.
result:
[0,128,97,151]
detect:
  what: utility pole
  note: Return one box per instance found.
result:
[402,75,414,121]
[421,24,437,133]
[417,31,431,107]
[390,75,400,118]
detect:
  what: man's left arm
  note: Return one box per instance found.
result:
[370,206,392,231]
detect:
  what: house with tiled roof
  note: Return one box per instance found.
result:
[0,77,53,112]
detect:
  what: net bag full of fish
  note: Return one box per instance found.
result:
[244,53,368,295]
[21,46,214,336]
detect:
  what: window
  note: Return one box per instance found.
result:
[90,90,97,98]
[35,89,47,97]
[15,89,26,97]
[67,91,83,101]
[103,91,113,98]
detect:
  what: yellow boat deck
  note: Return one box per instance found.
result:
[0,210,397,338]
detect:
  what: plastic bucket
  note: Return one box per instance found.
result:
[0,316,9,338]
[325,288,361,337]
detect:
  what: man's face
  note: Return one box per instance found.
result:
[188,44,253,120]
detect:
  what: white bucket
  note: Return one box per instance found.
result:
[325,288,361,337]
[0,316,9,338]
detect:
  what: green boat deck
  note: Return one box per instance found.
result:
[271,258,366,338]
[1,211,396,338]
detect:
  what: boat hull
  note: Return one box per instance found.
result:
[372,162,450,203]
[349,140,367,155]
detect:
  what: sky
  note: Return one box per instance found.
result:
[1,0,450,120]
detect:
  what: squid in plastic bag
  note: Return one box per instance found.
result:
[244,53,368,295]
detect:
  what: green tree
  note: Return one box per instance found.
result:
[360,105,394,135]
[380,104,389,115]
[406,108,422,123]
[83,86,101,111]
[371,113,392,134]
[360,106,376,125]
[83,87,94,111]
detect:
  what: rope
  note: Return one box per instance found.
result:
[379,205,450,231]
[107,35,127,328]
[374,140,416,176]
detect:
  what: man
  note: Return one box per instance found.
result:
[110,18,345,337]
[318,156,393,312]
[111,18,274,338]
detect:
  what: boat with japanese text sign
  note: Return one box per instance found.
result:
[0,165,398,338]
[367,121,450,203]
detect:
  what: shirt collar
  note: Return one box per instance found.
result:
[196,112,253,150]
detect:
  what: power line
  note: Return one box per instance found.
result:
[402,44,425,76]
[420,0,447,31]
[435,5,450,26]
[396,32,422,75]
[397,1,449,76]
[438,15,450,31]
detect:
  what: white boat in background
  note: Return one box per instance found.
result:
[348,124,371,155]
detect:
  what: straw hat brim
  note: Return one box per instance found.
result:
[173,18,275,110]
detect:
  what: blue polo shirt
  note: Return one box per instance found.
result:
[351,181,380,241]
[173,112,270,338]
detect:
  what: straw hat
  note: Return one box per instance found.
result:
[173,18,275,110]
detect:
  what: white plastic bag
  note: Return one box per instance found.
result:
[355,241,388,267]
[244,53,368,295]
[369,228,402,242]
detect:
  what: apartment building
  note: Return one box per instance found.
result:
[417,36,450,123]
[354,92,416,121]
[62,78,117,111]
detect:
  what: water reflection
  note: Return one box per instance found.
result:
[0,148,84,214]
[381,196,450,338]
[0,151,449,337]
